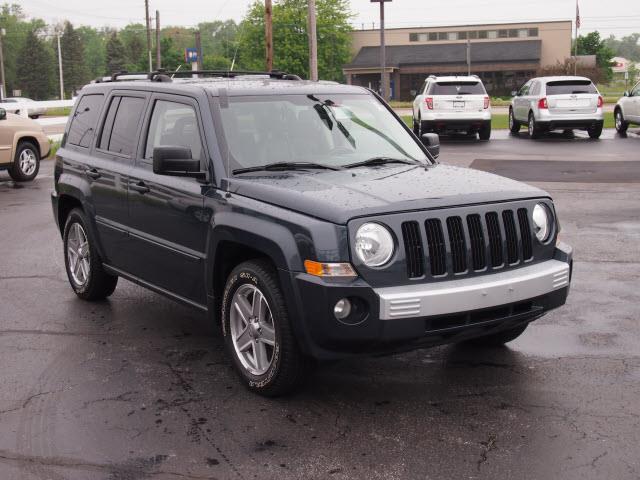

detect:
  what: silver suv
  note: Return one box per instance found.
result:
[412,75,491,140]
[614,81,640,133]
[509,76,604,139]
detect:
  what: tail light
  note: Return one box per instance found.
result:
[597,96,603,108]
[538,98,548,109]
[425,97,434,110]
[483,96,490,109]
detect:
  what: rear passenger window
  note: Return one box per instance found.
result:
[144,100,202,161]
[99,96,145,156]
[67,94,104,148]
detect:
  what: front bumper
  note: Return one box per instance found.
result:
[288,245,572,360]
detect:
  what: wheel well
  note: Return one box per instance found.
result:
[212,241,274,312]
[17,136,41,158]
[57,195,83,235]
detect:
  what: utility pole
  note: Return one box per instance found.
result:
[307,0,318,81]
[0,29,6,100]
[195,30,203,71]
[145,0,152,71]
[466,38,471,75]
[155,10,161,69]
[57,34,64,100]
[264,0,273,71]
[371,0,391,100]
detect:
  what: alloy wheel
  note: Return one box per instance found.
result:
[615,112,621,130]
[229,284,276,375]
[19,148,37,176]
[67,223,90,287]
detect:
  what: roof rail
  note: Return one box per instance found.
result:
[93,71,151,83]
[147,69,302,82]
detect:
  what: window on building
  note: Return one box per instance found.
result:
[529,28,539,37]
[458,31,468,40]
[508,29,518,38]
[409,33,418,41]
[498,30,508,38]
[418,33,429,41]
[478,30,488,39]
[428,32,438,41]
[447,32,458,40]
[468,31,478,39]
[438,32,448,40]
[518,29,528,38]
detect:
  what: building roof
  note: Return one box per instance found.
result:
[345,40,541,69]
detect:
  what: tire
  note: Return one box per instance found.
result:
[478,122,491,141]
[464,323,528,347]
[29,115,40,119]
[528,112,542,139]
[588,121,603,139]
[8,141,40,182]
[222,259,312,396]
[63,208,118,301]
[615,109,628,133]
[412,116,419,135]
[508,108,520,133]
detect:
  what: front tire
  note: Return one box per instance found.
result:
[465,323,528,347]
[222,260,311,396]
[8,141,40,182]
[508,108,520,133]
[63,208,118,300]
[588,121,603,139]
[615,109,628,133]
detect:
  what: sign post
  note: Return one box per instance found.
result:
[185,48,199,78]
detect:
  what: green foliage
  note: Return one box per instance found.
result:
[160,37,186,71]
[105,32,127,74]
[77,26,107,80]
[60,21,89,96]
[237,0,352,81]
[16,27,55,99]
[575,31,616,80]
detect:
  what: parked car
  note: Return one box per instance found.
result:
[412,75,492,140]
[0,108,49,181]
[52,71,572,396]
[2,97,47,119]
[614,81,640,133]
[509,76,604,139]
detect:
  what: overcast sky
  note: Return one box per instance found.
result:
[17,0,640,38]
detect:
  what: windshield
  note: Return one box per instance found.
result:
[216,94,430,174]
[430,81,485,95]
[546,80,597,95]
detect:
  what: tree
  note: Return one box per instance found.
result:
[119,24,147,71]
[605,33,640,62]
[159,37,185,71]
[237,0,352,81]
[77,26,107,80]
[16,28,55,99]
[60,21,89,96]
[105,32,127,74]
[575,31,616,80]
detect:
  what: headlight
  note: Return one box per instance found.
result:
[532,203,552,242]
[354,223,394,267]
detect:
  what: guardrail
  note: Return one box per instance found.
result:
[0,99,76,117]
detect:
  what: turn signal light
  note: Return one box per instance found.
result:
[425,97,434,109]
[483,96,490,109]
[597,95,603,108]
[538,98,548,109]
[304,260,357,278]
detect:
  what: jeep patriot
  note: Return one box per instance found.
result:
[52,71,573,396]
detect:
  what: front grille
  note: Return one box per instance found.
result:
[403,206,536,279]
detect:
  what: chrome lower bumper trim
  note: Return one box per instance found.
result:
[377,260,570,320]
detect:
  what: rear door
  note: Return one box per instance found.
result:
[126,93,208,306]
[545,79,599,115]
[430,81,486,113]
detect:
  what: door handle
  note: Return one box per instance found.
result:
[85,168,101,180]
[130,181,150,194]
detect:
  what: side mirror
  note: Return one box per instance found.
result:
[153,146,204,178]
[421,133,440,159]
[511,90,518,97]
[0,108,6,120]
[624,91,630,97]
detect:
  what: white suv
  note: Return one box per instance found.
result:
[412,75,491,140]
[614,81,640,134]
[509,76,604,139]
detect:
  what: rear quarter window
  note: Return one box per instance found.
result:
[546,80,597,95]
[67,94,104,148]
[430,82,485,95]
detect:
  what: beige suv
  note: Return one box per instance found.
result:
[0,108,50,181]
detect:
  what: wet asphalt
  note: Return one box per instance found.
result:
[1,130,639,480]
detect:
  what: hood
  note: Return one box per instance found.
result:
[223,163,548,224]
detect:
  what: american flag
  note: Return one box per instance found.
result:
[576,1,581,29]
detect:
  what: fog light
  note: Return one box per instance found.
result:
[334,298,352,320]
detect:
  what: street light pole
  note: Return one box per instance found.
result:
[371,0,391,101]
[57,33,64,100]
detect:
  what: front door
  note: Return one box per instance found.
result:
[127,94,208,306]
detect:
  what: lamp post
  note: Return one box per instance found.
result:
[370,0,392,101]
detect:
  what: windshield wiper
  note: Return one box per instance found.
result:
[343,156,425,169]
[233,161,343,175]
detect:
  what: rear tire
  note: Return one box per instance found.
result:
[63,208,118,301]
[8,141,40,182]
[465,323,528,347]
[222,259,312,396]
[528,112,542,139]
[478,122,491,141]
[508,108,520,133]
[588,121,603,139]
[614,109,628,133]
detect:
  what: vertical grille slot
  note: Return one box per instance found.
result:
[517,208,533,260]
[485,212,503,267]
[502,210,519,264]
[466,214,486,270]
[401,221,424,278]
[446,216,467,273]
[425,219,446,276]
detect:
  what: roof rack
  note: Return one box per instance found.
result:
[93,69,303,84]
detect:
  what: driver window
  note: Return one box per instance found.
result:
[145,100,202,161]
[632,83,640,97]
[519,82,531,96]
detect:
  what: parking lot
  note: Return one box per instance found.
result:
[1,130,639,479]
